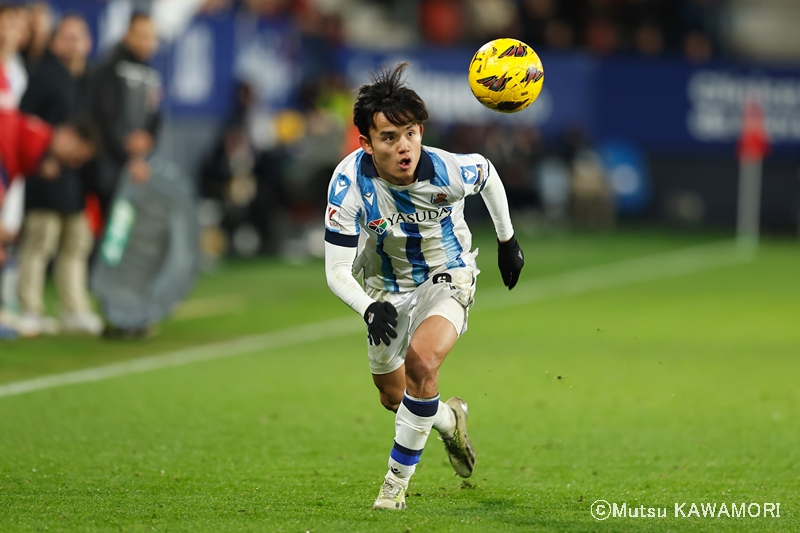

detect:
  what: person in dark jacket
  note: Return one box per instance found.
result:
[90,12,161,219]
[16,14,102,336]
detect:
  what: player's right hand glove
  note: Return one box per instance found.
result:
[364,301,398,346]
[498,235,524,290]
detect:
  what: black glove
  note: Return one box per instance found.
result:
[364,301,398,346]
[498,235,524,290]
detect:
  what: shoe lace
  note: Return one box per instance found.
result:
[443,429,461,450]
[381,478,404,500]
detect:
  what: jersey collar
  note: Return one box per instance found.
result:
[359,149,435,182]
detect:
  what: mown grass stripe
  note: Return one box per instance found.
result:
[0,240,749,399]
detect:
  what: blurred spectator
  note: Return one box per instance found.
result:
[483,124,544,210]
[90,12,161,220]
[419,0,464,46]
[200,0,234,15]
[543,18,576,50]
[0,2,29,339]
[0,112,98,239]
[683,29,712,63]
[518,0,557,48]
[0,3,27,109]
[241,0,290,17]
[465,0,516,42]
[296,2,344,84]
[16,14,102,337]
[200,82,291,256]
[537,155,572,224]
[584,16,619,56]
[19,2,52,73]
[634,23,665,57]
[570,148,615,230]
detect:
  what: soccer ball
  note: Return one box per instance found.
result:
[468,38,544,114]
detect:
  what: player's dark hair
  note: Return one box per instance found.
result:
[353,62,428,139]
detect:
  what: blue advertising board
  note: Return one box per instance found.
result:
[151,15,237,117]
[37,2,800,151]
[595,57,800,152]
[338,49,596,138]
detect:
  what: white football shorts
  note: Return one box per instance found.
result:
[364,251,480,375]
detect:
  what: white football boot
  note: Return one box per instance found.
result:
[372,471,407,510]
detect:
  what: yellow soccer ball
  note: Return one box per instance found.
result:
[468,38,544,114]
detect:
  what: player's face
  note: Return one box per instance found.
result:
[360,112,423,186]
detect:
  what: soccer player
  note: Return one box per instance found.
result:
[324,62,524,510]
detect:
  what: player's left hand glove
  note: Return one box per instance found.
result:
[498,235,524,290]
[364,301,398,346]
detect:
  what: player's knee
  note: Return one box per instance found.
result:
[404,347,438,383]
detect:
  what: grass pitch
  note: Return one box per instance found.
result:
[1,229,798,532]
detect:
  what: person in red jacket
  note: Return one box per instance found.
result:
[0,109,97,264]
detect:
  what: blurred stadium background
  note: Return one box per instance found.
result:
[36,0,800,261]
[2,1,800,531]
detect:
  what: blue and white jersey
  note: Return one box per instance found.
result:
[324,146,493,292]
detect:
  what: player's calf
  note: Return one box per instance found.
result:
[378,390,401,412]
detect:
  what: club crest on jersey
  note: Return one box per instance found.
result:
[368,218,388,235]
[430,193,448,205]
[460,164,485,186]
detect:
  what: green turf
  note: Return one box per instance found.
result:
[1,228,798,532]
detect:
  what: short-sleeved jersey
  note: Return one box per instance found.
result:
[324,146,492,293]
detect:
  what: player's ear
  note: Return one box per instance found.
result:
[419,124,424,137]
[359,134,373,155]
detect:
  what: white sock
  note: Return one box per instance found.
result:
[387,391,438,479]
[432,400,456,438]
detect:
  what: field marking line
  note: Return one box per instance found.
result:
[0,239,750,400]
[0,318,361,399]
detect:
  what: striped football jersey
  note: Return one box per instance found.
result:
[324,146,494,292]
